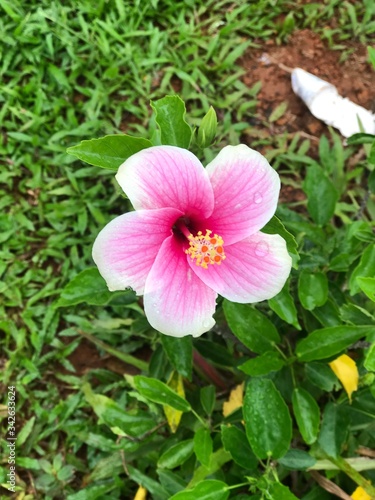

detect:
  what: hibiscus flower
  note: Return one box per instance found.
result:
[93,144,292,337]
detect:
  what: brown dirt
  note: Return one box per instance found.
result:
[67,338,147,376]
[241,29,374,138]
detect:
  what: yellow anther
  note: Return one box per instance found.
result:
[186,230,226,269]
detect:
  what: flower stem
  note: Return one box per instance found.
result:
[327,456,375,498]
[191,408,209,428]
[309,457,375,471]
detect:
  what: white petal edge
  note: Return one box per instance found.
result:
[92,208,182,294]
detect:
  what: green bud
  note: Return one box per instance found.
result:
[360,373,375,387]
[197,106,217,148]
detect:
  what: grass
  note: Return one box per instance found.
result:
[1,0,375,498]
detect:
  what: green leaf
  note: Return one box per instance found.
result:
[318,402,350,458]
[292,388,320,445]
[262,216,299,268]
[149,345,169,379]
[200,386,216,416]
[346,132,375,144]
[303,164,338,225]
[278,449,316,470]
[298,271,328,311]
[221,425,258,470]
[66,483,117,500]
[157,470,187,497]
[16,457,41,470]
[194,339,235,367]
[17,416,35,446]
[170,480,229,500]
[82,383,155,437]
[48,63,70,88]
[220,40,251,69]
[319,134,332,172]
[0,0,21,20]
[150,95,192,148]
[188,448,231,487]
[223,301,280,354]
[53,454,63,471]
[88,453,123,482]
[161,335,192,380]
[268,280,301,329]
[368,46,375,69]
[267,483,299,500]
[87,453,121,481]
[238,351,285,377]
[194,428,213,468]
[369,169,375,192]
[350,244,375,295]
[330,128,345,193]
[269,101,288,123]
[55,268,123,307]
[311,299,341,328]
[305,362,339,392]
[127,465,169,500]
[357,277,375,302]
[243,378,292,459]
[67,135,152,170]
[134,375,191,412]
[57,465,75,482]
[364,343,375,371]
[369,142,375,166]
[296,326,372,362]
[158,439,195,469]
[282,10,295,32]
[340,303,375,326]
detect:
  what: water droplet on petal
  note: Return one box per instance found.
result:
[254,192,263,204]
[255,241,269,257]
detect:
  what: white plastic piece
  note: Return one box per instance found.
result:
[291,68,375,138]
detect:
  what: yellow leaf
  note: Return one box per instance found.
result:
[163,371,185,433]
[134,486,147,500]
[0,404,8,418]
[223,383,244,417]
[351,486,372,500]
[329,354,358,403]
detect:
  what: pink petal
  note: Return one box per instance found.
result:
[144,235,217,337]
[188,232,292,303]
[92,208,182,294]
[204,144,280,244]
[116,146,214,218]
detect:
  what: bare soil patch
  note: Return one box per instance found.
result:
[67,338,148,376]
